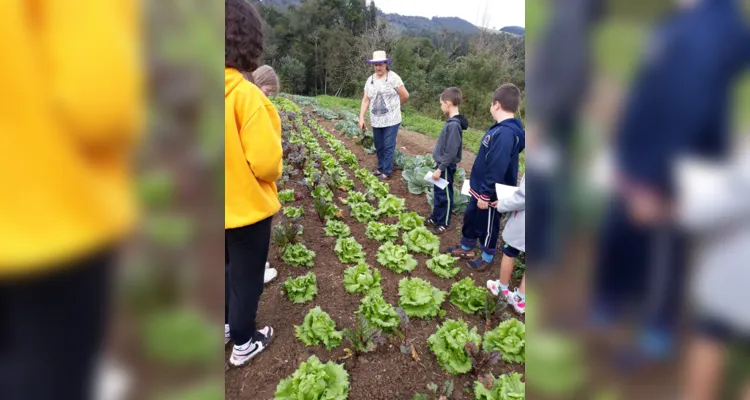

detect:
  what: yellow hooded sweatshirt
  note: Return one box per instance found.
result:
[225,68,283,229]
[0,1,143,277]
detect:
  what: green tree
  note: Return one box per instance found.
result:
[278,55,306,94]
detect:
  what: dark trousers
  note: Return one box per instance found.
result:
[225,216,273,345]
[0,249,113,400]
[373,123,400,176]
[460,197,502,256]
[431,166,456,227]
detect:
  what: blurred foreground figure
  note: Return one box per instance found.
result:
[592,0,749,368]
[0,2,143,399]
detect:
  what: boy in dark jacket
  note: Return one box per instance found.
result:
[427,87,469,234]
[449,84,526,271]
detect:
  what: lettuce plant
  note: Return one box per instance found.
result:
[377,194,406,217]
[449,278,488,314]
[339,151,358,168]
[324,219,351,238]
[312,185,334,203]
[278,189,296,204]
[365,222,399,243]
[341,191,367,206]
[282,272,317,304]
[403,227,441,256]
[365,180,390,199]
[398,212,426,231]
[376,242,417,274]
[427,319,481,375]
[295,306,343,350]
[397,277,446,319]
[426,254,461,279]
[274,355,349,400]
[350,202,380,223]
[343,263,382,296]
[334,237,366,264]
[281,243,316,268]
[483,318,525,363]
[283,206,304,220]
[473,373,525,400]
[356,295,400,331]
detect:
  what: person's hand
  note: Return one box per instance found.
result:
[477,199,489,210]
[358,118,366,131]
[626,190,672,226]
[432,169,441,180]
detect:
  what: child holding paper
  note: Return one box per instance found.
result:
[487,174,526,314]
[447,84,525,271]
[426,87,468,234]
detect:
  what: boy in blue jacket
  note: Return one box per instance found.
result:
[449,84,526,270]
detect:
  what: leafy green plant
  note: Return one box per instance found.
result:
[143,308,215,367]
[481,292,497,330]
[281,243,316,267]
[376,242,417,274]
[343,315,387,356]
[412,380,455,400]
[366,180,390,199]
[365,222,399,243]
[427,319,481,375]
[341,191,367,205]
[398,212,426,231]
[473,373,525,400]
[313,196,343,222]
[398,277,447,319]
[295,306,343,350]
[343,263,382,296]
[312,185,334,203]
[403,227,441,256]
[356,295,400,331]
[281,272,318,304]
[350,201,380,223]
[324,219,351,238]
[377,194,406,217]
[335,237,366,264]
[449,278,488,314]
[402,165,434,195]
[339,151,358,168]
[274,355,349,400]
[426,254,461,279]
[283,206,305,220]
[354,168,373,183]
[272,220,303,250]
[279,189,296,203]
[465,341,502,375]
[483,318,525,364]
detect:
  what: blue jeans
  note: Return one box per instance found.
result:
[372,123,400,176]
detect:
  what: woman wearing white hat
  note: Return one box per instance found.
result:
[359,50,409,180]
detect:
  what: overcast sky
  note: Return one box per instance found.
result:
[369,0,525,30]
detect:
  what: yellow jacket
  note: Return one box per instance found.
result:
[225,68,283,229]
[0,1,143,277]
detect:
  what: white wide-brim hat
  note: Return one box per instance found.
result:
[366,50,392,64]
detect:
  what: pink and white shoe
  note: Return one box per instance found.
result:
[508,292,526,314]
[486,280,512,300]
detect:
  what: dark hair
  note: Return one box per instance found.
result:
[225,0,264,73]
[440,87,462,106]
[492,83,521,113]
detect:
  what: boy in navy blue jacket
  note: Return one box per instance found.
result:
[449,84,526,271]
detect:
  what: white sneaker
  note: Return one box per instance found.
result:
[264,267,278,284]
[508,292,526,314]
[486,280,512,300]
[225,324,231,346]
[229,326,274,367]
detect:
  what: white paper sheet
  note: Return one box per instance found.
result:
[424,170,449,189]
[461,180,471,196]
[495,183,519,200]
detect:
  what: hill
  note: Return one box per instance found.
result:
[500,26,525,35]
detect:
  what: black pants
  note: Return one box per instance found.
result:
[461,197,502,256]
[430,166,456,227]
[225,216,272,345]
[0,250,113,400]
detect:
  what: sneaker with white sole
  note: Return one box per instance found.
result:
[264,267,278,284]
[508,292,526,314]
[486,280,512,299]
[229,326,274,367]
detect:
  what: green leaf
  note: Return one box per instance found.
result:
[377,194,406,217]
[427,319,481,375]
[283,206,305,220]
[376,242,417,274]
[473,372,526,400]
[278,189,296,204]
[341,191,367,206]
[398,277,446,319]
[356,295,400,331]
[398,212,426,231]
[403,227,441,256]
[324,219,351,238]
[350,202,380,223]
[449,278,488,315]
[281,243,316,267]
[282,272,318,304]
[334,237,366,264]
[483,318,526,364]
[365,221,400,243]
[295,306,343,350]
[426,254,461,279]
[274,355,349,400]
[343,263,383,296]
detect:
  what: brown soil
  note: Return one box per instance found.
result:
[225,109,524,400]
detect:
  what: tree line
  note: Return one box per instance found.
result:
[253,0,525,130]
